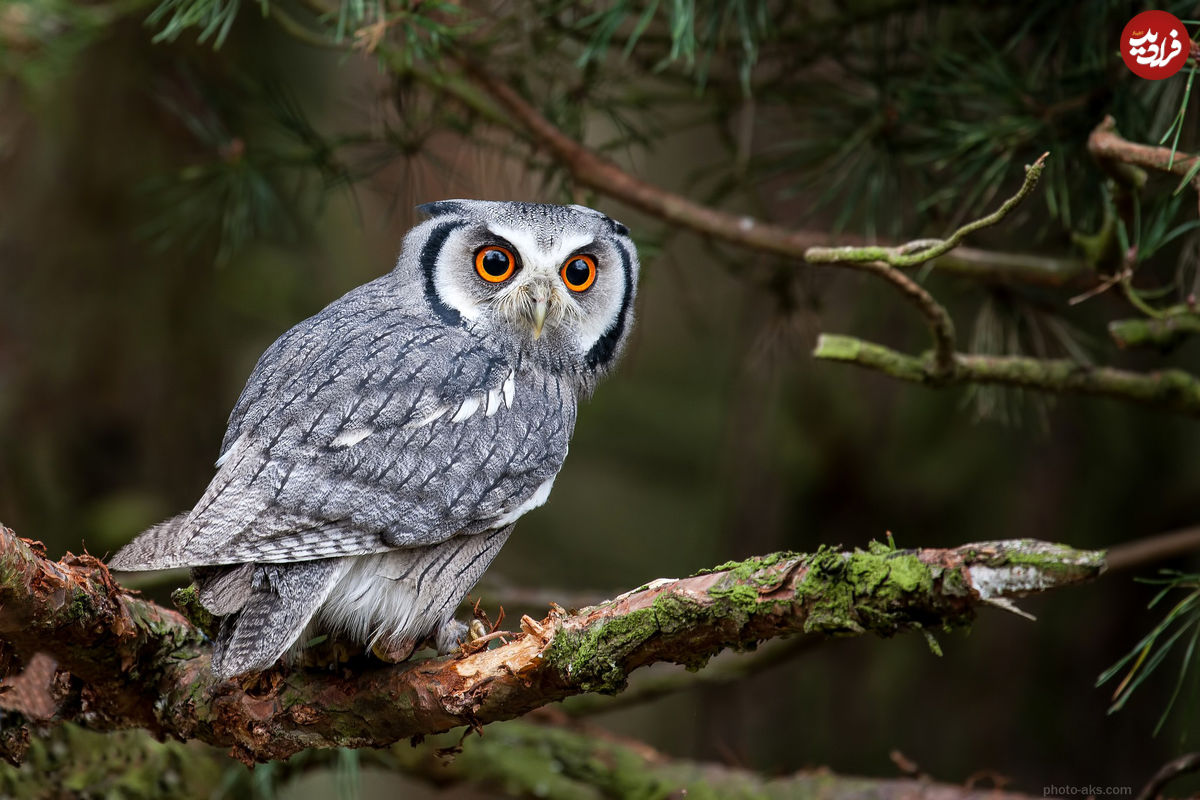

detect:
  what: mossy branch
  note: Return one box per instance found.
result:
[0,524,1103,764]
[814,334,1200,418]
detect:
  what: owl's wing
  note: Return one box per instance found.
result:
[110,294,574,571]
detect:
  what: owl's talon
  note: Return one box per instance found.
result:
[467,619,488,642]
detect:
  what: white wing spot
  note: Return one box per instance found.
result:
[494,475,556,527]
[406,374,513,429]
[331,427,373,448]
[214,432,248,468]
[408,404,450,428]
[485,388,503,417]
[502,371,516,409]
[452,396,482,423]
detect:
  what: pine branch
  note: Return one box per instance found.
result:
[457,63,1089,287]
[0,524,1102,764]
[813,334,1200,418]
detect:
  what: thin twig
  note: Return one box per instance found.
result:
[1109,313,1200,350]
[845,261,960,377]
[803,155,1050,377]
[1108,527,1200,573]
[1136,752,1200,800]
[804,154,1050,268]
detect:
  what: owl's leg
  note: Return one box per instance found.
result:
[210,558,347,679]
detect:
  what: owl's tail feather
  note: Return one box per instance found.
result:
[209,558,346,679]
[108,514,190,571]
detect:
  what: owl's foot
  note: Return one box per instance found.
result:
[435,619,468,655]
[432,617,488,655]
[372,636,418,663]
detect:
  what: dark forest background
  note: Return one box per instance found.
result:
[3,0,1200,796]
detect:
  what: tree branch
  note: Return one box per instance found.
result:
[1089,115,1200,187]
[383,719,1047,800]
[1107,526,1200,573]
[0,525,1102,763]
[813,334,1200,418]
[1109,312,1200,350]
[0,717,1050,800]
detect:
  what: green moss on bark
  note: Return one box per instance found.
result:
[170,585,216,639]
[796,546,958,637]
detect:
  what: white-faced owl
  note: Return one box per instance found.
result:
[109,200,639,678]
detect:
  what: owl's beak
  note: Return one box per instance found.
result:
[531,296,548,339]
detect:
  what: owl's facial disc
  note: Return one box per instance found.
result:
[411,202,638,376]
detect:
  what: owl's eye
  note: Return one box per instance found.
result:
[475,246,516,283]
[560,255,597,292]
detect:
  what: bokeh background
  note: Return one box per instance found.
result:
[3,1,1200,796]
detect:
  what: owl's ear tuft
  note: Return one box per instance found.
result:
[604,216,630,237]
[416,200,469,219]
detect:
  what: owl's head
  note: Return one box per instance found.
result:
[395,200,640,389]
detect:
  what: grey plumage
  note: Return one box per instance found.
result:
[110,201,639,678]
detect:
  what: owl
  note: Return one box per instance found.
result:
[109,200,639,678]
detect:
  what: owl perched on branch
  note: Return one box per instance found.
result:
[110,200,639,678]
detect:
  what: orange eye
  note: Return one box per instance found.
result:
[560,255,597,292]
[475,246,516,283]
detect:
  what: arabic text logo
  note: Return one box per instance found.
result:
[1122,10,1190,80]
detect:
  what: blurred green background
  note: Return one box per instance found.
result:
[3,1,1200,796]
